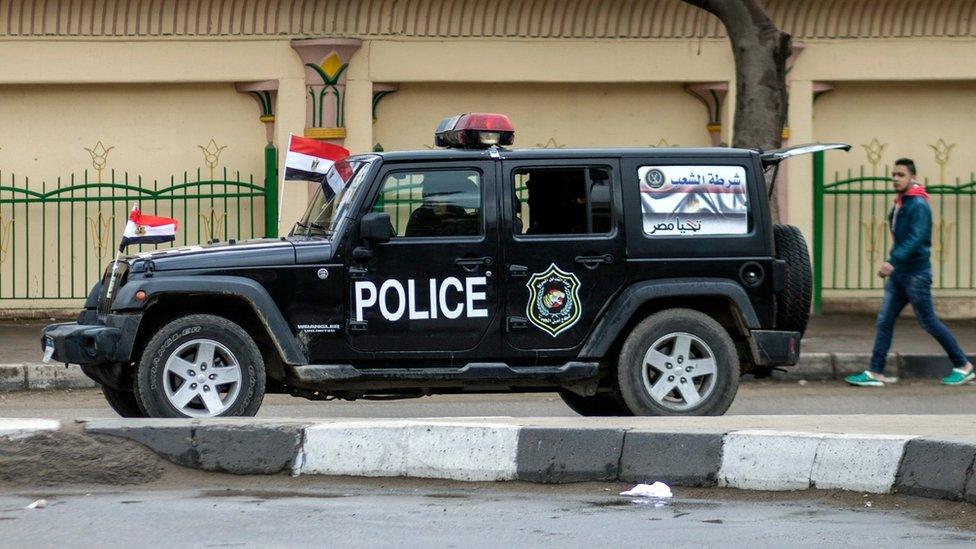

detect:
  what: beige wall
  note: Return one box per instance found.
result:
[814,81,976,184]
[374,82,713,152]
[0,83,269,308]
[0,83,266,182]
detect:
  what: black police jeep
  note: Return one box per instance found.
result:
[43,114,849,418]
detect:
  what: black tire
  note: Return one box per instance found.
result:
[774,224,813,336]
[133,314,266,418]
[559,391,634,417]
[617,308,739,416]
[101,385,147,418]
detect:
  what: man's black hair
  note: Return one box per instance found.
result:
[895,158,916,176]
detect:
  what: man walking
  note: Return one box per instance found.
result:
[846,158,974,387]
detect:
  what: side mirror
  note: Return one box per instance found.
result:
[360,212,392,244]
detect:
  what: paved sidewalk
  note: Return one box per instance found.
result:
[803,314,976,355]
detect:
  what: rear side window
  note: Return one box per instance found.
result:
[637,165,749,237]
[512,167,612,236]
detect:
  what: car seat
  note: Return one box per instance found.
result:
[405,172,480,237]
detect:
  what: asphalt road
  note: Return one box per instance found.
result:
[2,477,974,548]
[1,380,974,419]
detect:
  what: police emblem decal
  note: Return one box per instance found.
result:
[526,263,581,337]
[645,168,666,189]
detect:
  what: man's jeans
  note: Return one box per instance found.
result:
[870,269,969,373]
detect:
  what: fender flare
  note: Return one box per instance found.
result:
[579,278,760,358]
[112,275,307,365]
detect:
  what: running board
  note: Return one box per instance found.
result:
[288,361,599,388]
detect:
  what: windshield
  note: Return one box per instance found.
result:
[294,156,376,238]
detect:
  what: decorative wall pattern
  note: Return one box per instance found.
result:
[198,139,228,179]
[0,216,12,265]
[4,0,976,40]
[84,141,114,181]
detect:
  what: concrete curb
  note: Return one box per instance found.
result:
[4,419,975,505]
[776,352,976,381]
[0,363,97,391]
[0,419,61,440]
[896,438,976,501]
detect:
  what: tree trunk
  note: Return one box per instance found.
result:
[682,0,791,220]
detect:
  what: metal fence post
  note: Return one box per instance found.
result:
[812,151,825,314]
[263,144,278,237]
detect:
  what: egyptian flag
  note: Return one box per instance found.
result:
[119,205,179,252]
[283,135,350,200]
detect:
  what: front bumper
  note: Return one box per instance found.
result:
[749,330,801,366]
[41,314,141,365]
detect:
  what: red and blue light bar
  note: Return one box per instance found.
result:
[434,113,515,149]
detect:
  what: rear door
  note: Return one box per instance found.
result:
[500,158,626,353]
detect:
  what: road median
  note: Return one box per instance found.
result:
[2,417,974,506]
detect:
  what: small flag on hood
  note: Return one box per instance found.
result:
[283,135,350,200]
[119,205,179,252]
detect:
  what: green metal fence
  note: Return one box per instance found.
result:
[0,166,275,301]
[812,151,976,312]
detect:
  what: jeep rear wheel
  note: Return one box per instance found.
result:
[133,314,265,418]
[774,224,813,335]
[617,309,739,416]
[559,390,633,417]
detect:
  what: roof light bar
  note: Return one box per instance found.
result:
[434,113,515,149]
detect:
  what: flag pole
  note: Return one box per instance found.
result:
[106,203,135,301]
[277,134,291,237]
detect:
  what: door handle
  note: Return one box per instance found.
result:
[508,265,528,279]
[455,256,493,270]
[575,254,613,268]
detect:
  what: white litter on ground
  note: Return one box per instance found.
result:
[620,482,673,499]
[25,499,47,510]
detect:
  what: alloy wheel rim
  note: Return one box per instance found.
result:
[162,338,242,417]
[640,331,717,411]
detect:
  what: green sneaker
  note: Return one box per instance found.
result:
[940,368,975,386]
[845,371,884,387]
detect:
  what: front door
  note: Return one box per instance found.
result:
[346,162,499,354]
[501,159,626,352]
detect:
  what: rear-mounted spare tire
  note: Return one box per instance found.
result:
[773,224,813,336]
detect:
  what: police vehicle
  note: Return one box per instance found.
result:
[42,114,849,418]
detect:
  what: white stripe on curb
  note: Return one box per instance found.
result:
[811,433,913,493]
[720,430,913,493]
[0,419,61,440]
[295,421,520,481]
[720,430,823,490]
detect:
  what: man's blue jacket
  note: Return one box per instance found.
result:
[887,192,932,273]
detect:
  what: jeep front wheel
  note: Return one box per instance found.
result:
[559,390,633,417]
[617,309,739,416]
[133,314,266,418]
[101,386,147,418]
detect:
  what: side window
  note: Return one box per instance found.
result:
[373,169,482,238]
[637,165,750,237]
[512,167,612,236]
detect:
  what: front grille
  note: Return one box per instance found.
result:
[97,261,130,315]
